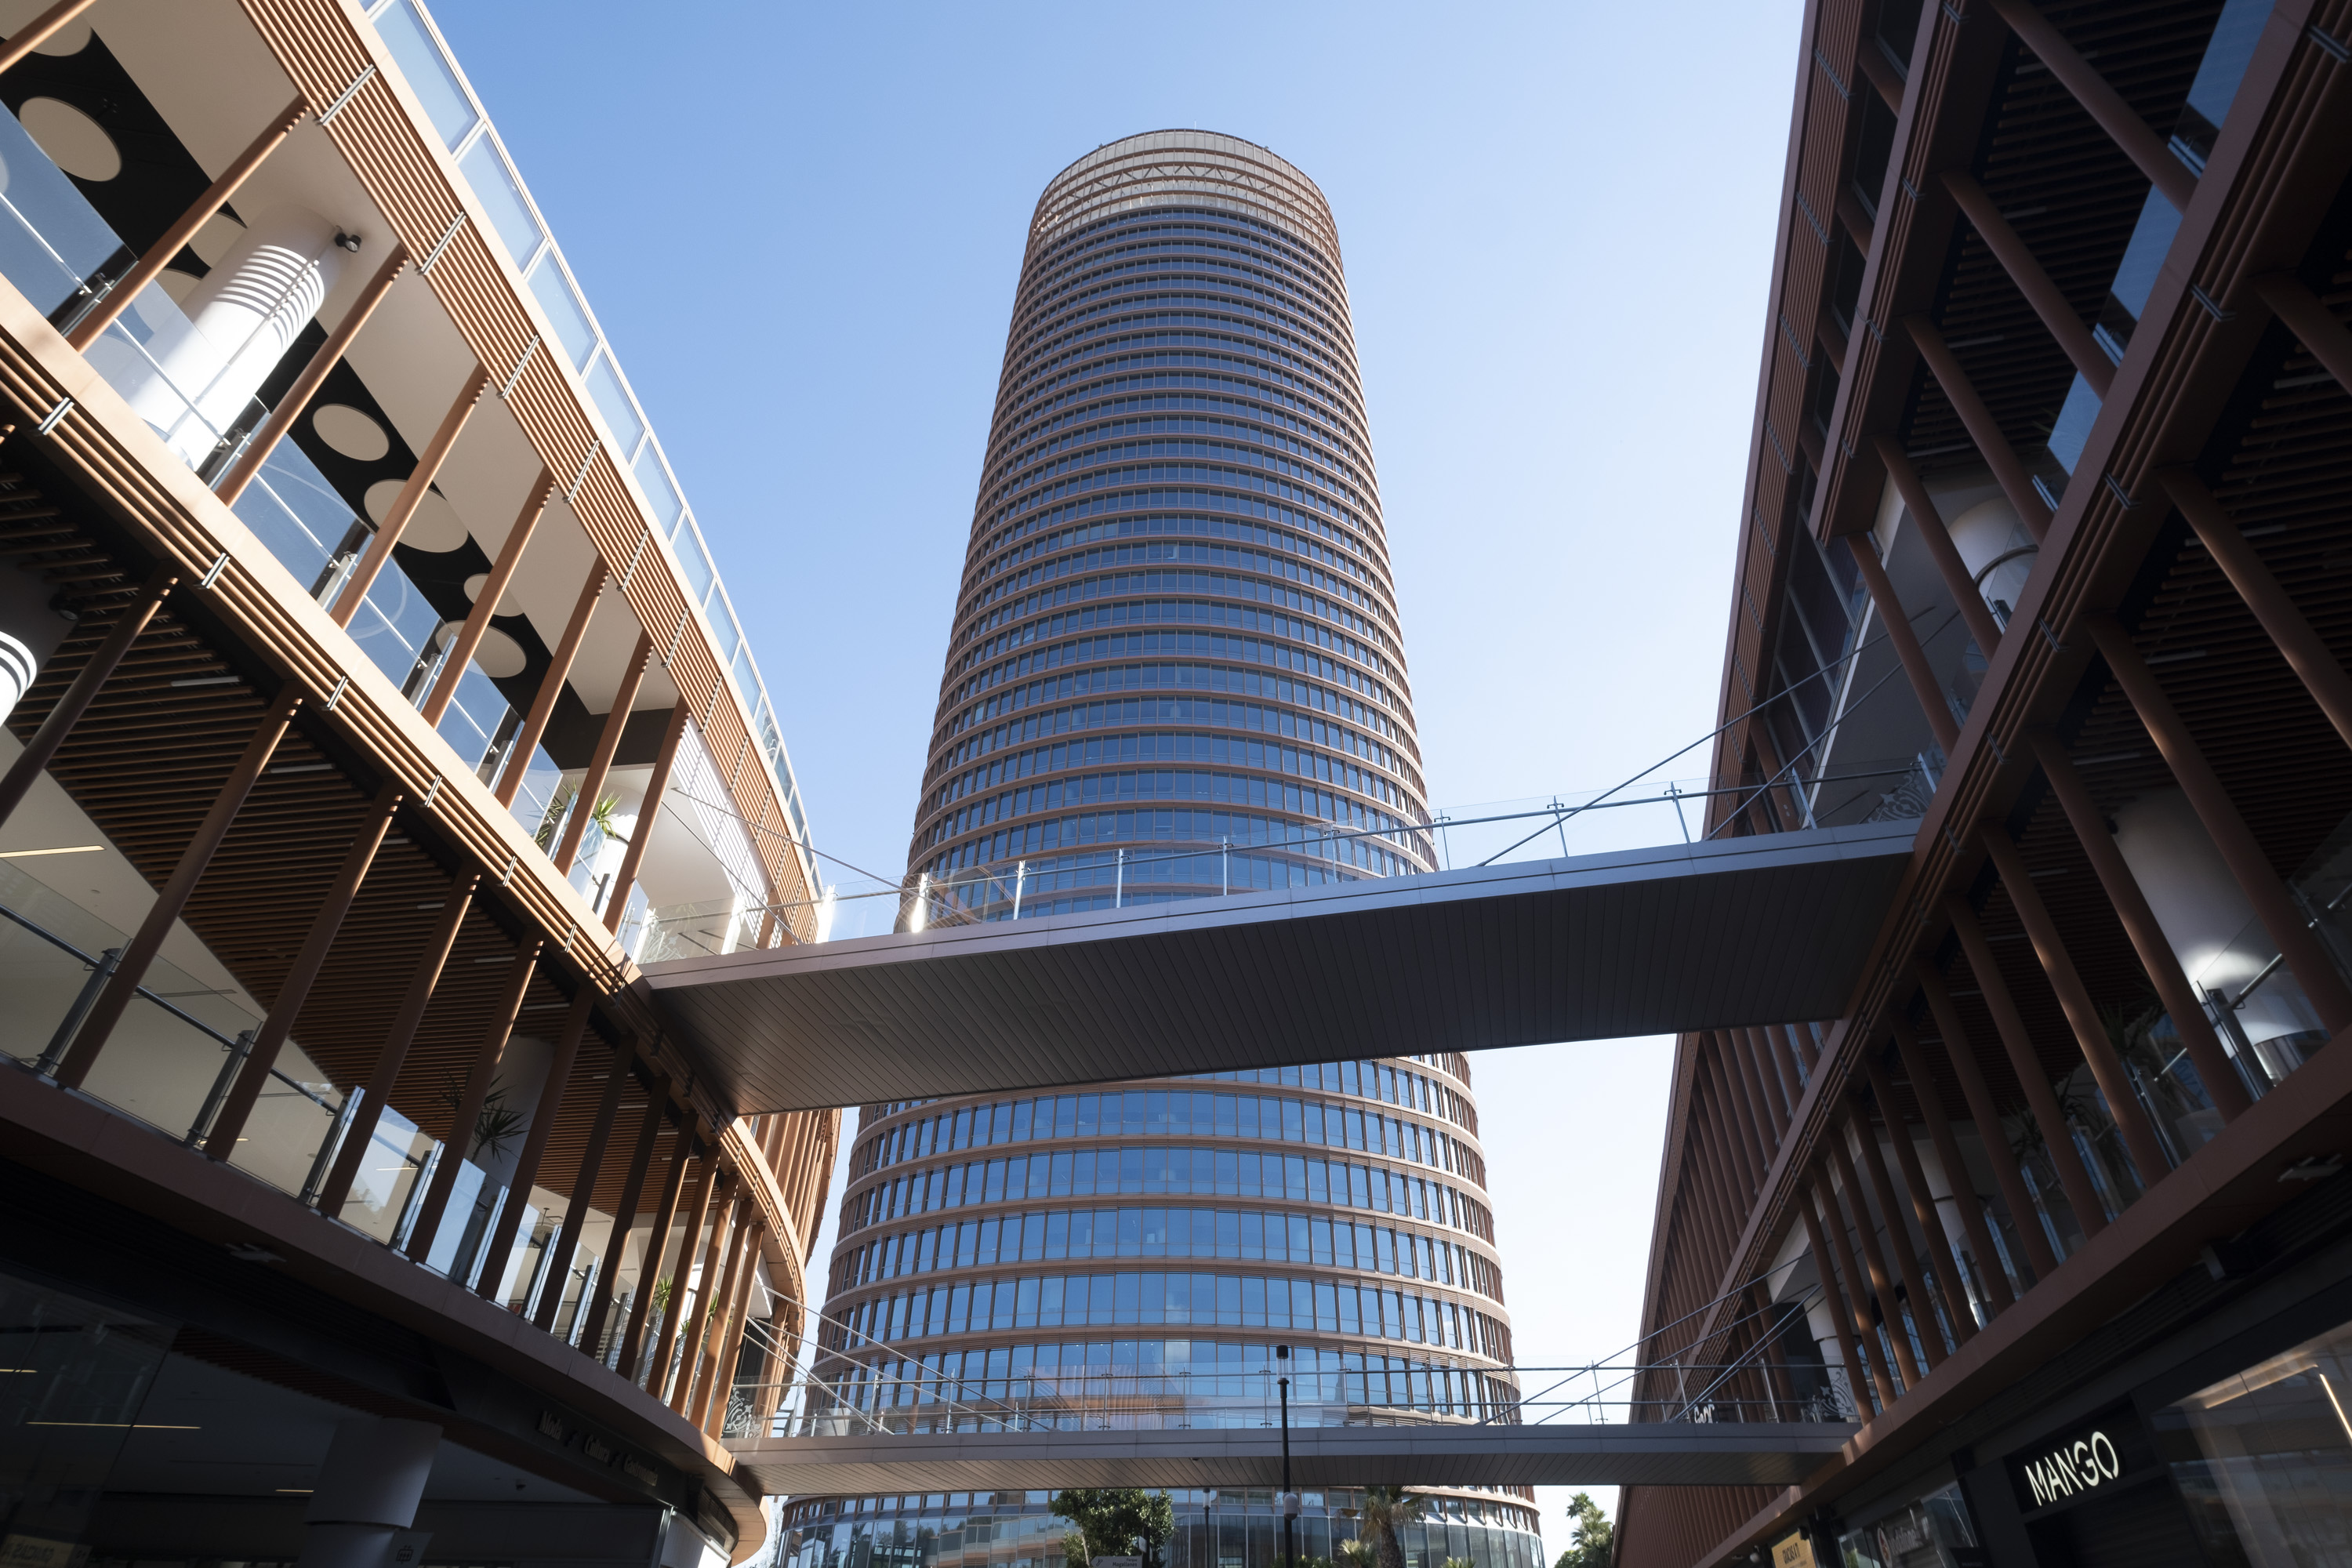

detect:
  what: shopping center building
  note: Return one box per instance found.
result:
[0,0,839,1561]
[1617,1,2352,1563]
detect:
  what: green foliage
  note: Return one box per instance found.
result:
[1553,1493,1612,1568]
[1356,1486,1422,1568]
[435,1077,528,1164]
[535,784,626,852]
[1050,1489,1176,1568]
[1443,1557,1476,1568]
[1334,1540,1376,1568]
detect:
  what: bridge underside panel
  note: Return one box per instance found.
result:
[647,820,1913,1115]
[724,1423,1857,1491]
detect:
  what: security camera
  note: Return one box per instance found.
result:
[333,231,363,253]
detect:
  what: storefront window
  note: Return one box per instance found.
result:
[2158,1316,2352,1566]
[1836,1480,1980,1568]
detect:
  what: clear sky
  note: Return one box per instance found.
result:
[434,0,1807,1545]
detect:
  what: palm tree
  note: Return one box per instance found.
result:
[1335,1541,1375,1568]
[1356,1487,1422,1568]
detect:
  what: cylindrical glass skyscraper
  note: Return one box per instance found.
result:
[775,133,1537,1568]
[906,129,1432,917]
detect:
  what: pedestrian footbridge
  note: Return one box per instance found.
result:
[724,1421,1857,1492]
[647,820,1915,1112]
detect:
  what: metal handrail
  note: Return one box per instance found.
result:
[0,897,333,1110]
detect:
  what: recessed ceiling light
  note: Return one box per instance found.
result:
[0,845,99,858]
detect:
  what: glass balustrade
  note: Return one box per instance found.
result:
[637,898,746,964]
[506,746,567,843]
[231,441,372,601]
[0,99,125,321]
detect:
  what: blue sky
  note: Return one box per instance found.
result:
[434,0,1808,1539]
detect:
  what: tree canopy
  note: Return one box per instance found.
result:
[1051,1489,1177,1568]
[1552,1493,1613,1568]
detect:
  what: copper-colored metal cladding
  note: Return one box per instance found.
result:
[65,97,307,353]
[1872,437,2005,656]
[0,0,100,77]
[1978,824,2172,1182]
[1903,314,2054,541]
[554,629,652,872]
[2250,273,2352,390]
[422,466,555,724]
[666,1178,734,1407]
[405,941,542,1258]
[52,686,303,1087]
[315,873,479,1215]
[1944,894,2111,1239]
[214,244,408,504]
[2086,614,2352,1033]
[698,1214,763,1435]
[2158,466,2352,752]
[1847,535,1959,752]
[535,1046,636,1330]
[473,989,593,1297]
[604,701,690,931]
[646,1156,717,1395]
[1708,1044,1762,1195]
[497,561,606,806]
[204,780,405,1161]
[1940,170,2114,397]
[331,364,491,626]
[1822,1128,1921,1386]
[685,1196,750,1422]
[579,1087,668,1352]
[1986,0,2199,212]
[1626,9,2352,1526]
[1734,1027,1788,1142]
[1843,1098,1943,1370]
[1802,1174,1887,1414]
[1860,1044,1984,1334]
[0,562,174,828]
[2027,730,2250,1120]
[1911,960,2057,1284]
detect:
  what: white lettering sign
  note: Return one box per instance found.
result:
[2021,1429,2122,1507]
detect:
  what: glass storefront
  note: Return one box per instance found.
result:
[1836,1479,1982,1568]
[768,1490,1543,1568]
[2158,1315,2352,1566]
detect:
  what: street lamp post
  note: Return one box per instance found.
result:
[1203,1489,1218,1568]
[1277,1345,1298,1568]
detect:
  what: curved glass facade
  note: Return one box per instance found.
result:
[909,129,1429,922]
[779,133,1534,1568]
[780,1489,1543,1568]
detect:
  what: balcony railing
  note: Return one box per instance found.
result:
[1,867,644,1356]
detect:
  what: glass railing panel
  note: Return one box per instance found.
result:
[230,439,370,601]
[433,659,518,782]
[82,282,266,475]
[507,748,567,842]
[228,1066,348,1200]
[549,1228,605,1345]
[488,1183,569,1312]
[419,1156,492,1278]
[2195,910,2332,1091]
[336,558,444,693]
[637,898,740,963]
[0,901,118,1058]
[74,985,256,1141]
[334,1106,436,1246]
[0,99,125,317]
[615,884,651,960]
